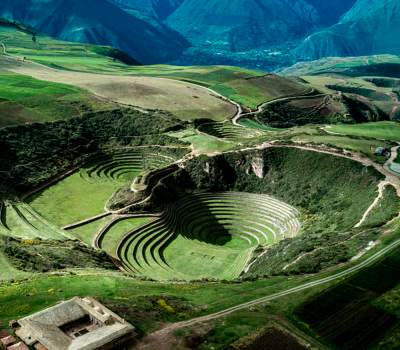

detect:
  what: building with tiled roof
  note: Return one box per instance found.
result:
[7,342,29,350]
[1,335,16,347]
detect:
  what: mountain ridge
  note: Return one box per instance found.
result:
[294,0,400,61]
[0,0,189,64]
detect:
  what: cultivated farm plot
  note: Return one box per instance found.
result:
[3,61,237,121]
[295,248,400,350]
[133,66,311,109]
[117,192,300,281]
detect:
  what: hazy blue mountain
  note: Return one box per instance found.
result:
[109,0,183,20]
[294,0,400,60]
[0,0,189,64]
[166,0,357,51]
[340,0,392,22]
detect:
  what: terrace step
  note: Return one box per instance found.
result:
[116,192,300,281]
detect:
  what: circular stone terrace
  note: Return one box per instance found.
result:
[116,192,300,281]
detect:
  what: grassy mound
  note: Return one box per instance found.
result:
[117,192,300,281]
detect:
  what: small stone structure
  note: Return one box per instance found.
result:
[16,297,136,350]
[374,147,390,156]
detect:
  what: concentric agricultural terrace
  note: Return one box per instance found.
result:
[112,192,300,281]
[80,150,175,184]
[198,122,262,140]
[23,148,300,281]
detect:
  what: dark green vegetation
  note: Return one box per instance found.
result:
[0,108,188,195]
[98,294,194,337]
[0,236,115,273]
[226,323,308,350]
[294,247,400,350]
[150,147,382,229]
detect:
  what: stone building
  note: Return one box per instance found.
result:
[16,297,136,350]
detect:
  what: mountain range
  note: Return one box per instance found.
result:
[0,0,398,69]
[166,0,357,51]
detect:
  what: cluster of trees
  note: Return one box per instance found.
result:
[0,237,116,272]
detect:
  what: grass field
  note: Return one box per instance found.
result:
[0,73,114,127]
[68,216,115,246]
[27,149,179,227]
[329,122,400,141]
[279,55,400,76]
[27,172,116,227]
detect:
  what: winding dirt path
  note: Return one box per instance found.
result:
[355,181,390,228]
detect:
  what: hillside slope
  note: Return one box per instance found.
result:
[166,0,357,51]
[0,0,189,64]
[109,0,183,20]
[294,0,400,60]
